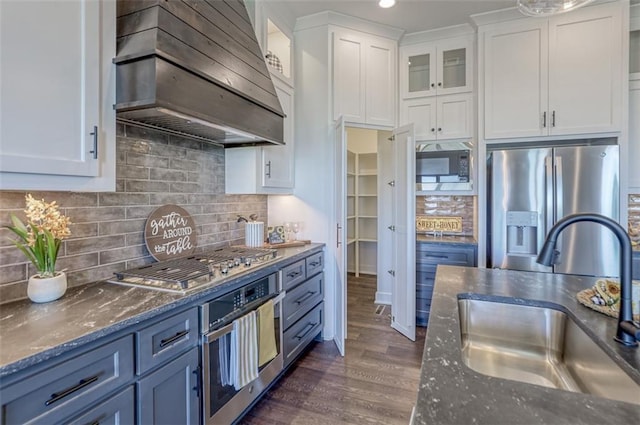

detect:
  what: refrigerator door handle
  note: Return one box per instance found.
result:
[555,156,564,255]
[545,156,554,238]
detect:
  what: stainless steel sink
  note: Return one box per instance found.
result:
[458,298,640,405]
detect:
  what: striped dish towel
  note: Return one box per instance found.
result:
[230,311,259,390]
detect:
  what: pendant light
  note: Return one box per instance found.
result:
[517,0,596,17]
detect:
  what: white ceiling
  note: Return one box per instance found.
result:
[267,0,518,33]
[266,0,639,34]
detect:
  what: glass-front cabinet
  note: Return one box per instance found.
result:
[401,36,472,98]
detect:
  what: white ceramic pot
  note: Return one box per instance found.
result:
[27,271,67,303]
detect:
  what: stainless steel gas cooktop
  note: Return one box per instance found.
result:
[109,247,278,293]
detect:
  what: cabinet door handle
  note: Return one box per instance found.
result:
[89,125,98,159]
[430,83,435,88]
[387,180,395,187]
[265,160,272,178]
[387,225,396,231]
[430,128,435,133]
[424,254,448,259]
[294,322,318,340]
[192,367,201,398]
[387,270,395,276]
[336,224,342,247]
[159,330,189,348]
[437,128,442,132]
[542,111,547,128]
[45,375,99,406]
[295,291,317,304]
[552,110,556,127]
[438,82,442,87]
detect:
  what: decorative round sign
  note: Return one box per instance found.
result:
[144,205,197,261]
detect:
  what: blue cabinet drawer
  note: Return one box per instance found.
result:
[283,302,323,367]
[305,251,324,278]
[66,386,135,425]
[0,335,134,425]
[282,259,306,291]
[136,307,198,375]
[283,272,324,329]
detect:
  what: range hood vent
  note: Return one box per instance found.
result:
[115,0,284,147]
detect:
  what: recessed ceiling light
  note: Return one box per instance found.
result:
[379,0,396,9]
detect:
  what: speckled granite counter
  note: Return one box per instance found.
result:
[416,234,477,245]
[0,244,324,378]
[414,266,640,424]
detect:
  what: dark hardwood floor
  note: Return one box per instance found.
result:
[240,274,427,425]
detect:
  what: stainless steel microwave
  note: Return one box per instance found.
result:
[416,149,470,183]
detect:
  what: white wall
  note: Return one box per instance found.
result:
[267,25,337,340]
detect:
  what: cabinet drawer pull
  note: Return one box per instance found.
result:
[159,330,189,348]
[287,270,301,278]
[89,421,100,425]
[45,375,99,406]
[309,261,320,267]
[295,291,317,304]
[423,254,448,259]
[294,322,318,340]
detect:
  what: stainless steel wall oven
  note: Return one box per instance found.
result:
[200,272,284,424]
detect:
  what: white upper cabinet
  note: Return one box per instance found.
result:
[400,36,473,99]
[226,74,294,194]
[332,28,397,127]
[0,0,116,191]
[482,1,624,140]
[401,93,472,141]
[262,75,295,189]
[225,1,295,194]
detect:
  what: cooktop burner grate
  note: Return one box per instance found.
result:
[111,246,278,292]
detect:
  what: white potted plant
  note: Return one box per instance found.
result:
[6,194,72,303]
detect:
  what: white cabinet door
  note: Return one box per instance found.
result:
[0,0,100,177]
[483,19,548,139]
[332,30,366,123]
[435,37,473,96]
[333,29,396,126]
[400,93,471,141]
[226,75,294,194]
[400,36,472,100]
[389,124,415,342]
[262,76,294,189]
[437,93,472,140]
[548,4,622,135]
[0,0,116,191]
[401,44,437,99]
[365,37,396,127]
[402,98,436,141]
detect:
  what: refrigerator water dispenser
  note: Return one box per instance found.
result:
[506,211,538,256]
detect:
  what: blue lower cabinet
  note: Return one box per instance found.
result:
[0,335,134,425]
[66,386,135,425]
[137,347,200,425]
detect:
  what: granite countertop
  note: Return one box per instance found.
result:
[0,243,324,378]
[414,266,640,424]
[416,234,477,245]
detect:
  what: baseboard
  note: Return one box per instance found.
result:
[375,291,391,305]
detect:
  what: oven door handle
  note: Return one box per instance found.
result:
[203,291,286,343]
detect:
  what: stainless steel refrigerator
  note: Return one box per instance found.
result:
[487,143,620,277]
